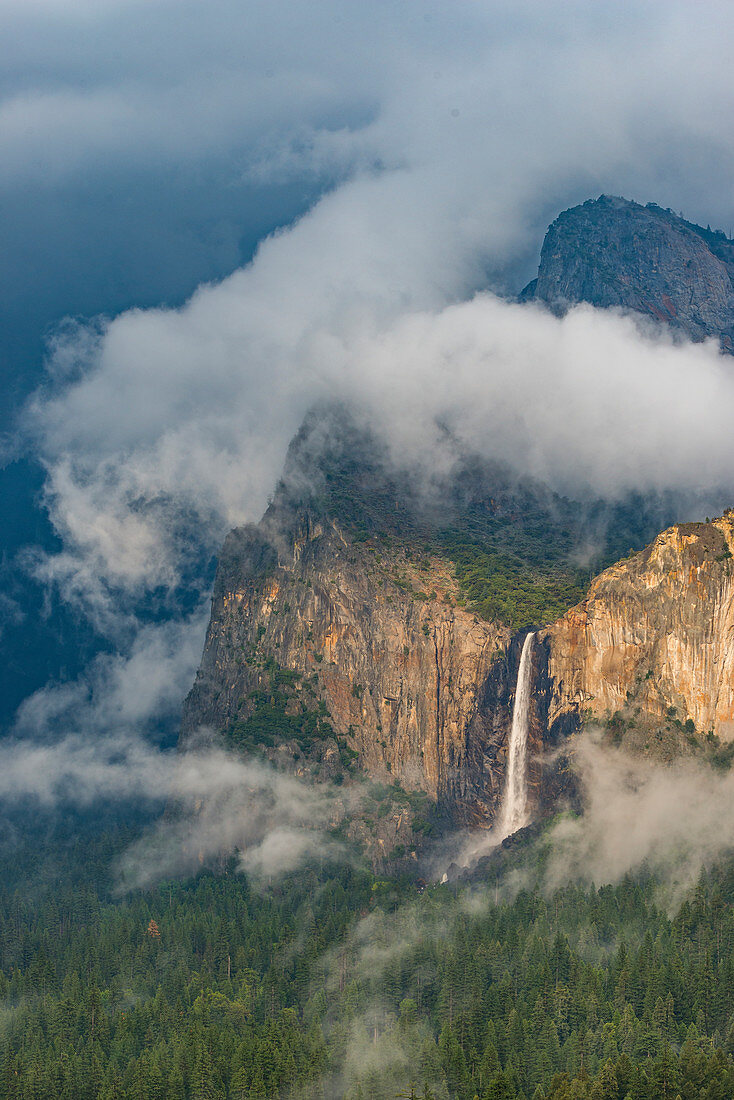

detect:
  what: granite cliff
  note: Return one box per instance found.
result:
[182,197,734,853]
[180,407,673,835]
[522,195,734,350]
[540,512,734,743]
[183,498,734,842]
[182,502,517,826]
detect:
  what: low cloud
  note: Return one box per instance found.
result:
[117,747,351,890]
[0,724,352,888]
[13,0,734,636]
[24,289,734,632]
[0,731,177,807]
[542,733,734,905]
[0,603,354,888]
[12,609,208,741]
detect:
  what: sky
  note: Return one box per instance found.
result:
[3,0,734,772]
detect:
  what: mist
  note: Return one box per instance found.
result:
[0,604,354,889]
[116,746,352,890]
[445,728,734,910]
[296,730,734,1095]
[0,723,353,889]
[542,733,734,906]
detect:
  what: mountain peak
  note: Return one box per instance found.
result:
[522,195,734,350]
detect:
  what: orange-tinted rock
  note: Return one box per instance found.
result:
[541,513,734,738]
[182,509,511,822]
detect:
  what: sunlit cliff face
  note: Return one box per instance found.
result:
[543,513,734,741]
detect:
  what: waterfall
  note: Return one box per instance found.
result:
[497,631,535,840]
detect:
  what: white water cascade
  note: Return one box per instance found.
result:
[496,631,535,840]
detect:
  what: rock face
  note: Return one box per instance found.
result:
[540,513,734,740]
[182,505,518,824]
[182,196,734,843]
[184,496,734,836]
[522,195,734,350]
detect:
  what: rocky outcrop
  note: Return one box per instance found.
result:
[522,195,734,350]
[540,513,734,740]
[182,506,516,824]
[181,196,734,843]
[184,495,734,839]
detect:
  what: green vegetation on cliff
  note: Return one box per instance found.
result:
[434,489,683,631]
[279,410,683,631]
[227,664,337,756]
[440,537,587,631]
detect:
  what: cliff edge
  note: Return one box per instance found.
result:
[541,512,734,741]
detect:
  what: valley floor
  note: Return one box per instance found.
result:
[2,815,734,1100]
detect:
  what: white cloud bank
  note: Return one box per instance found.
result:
[25,287,734,627]
[12,0,734,632]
